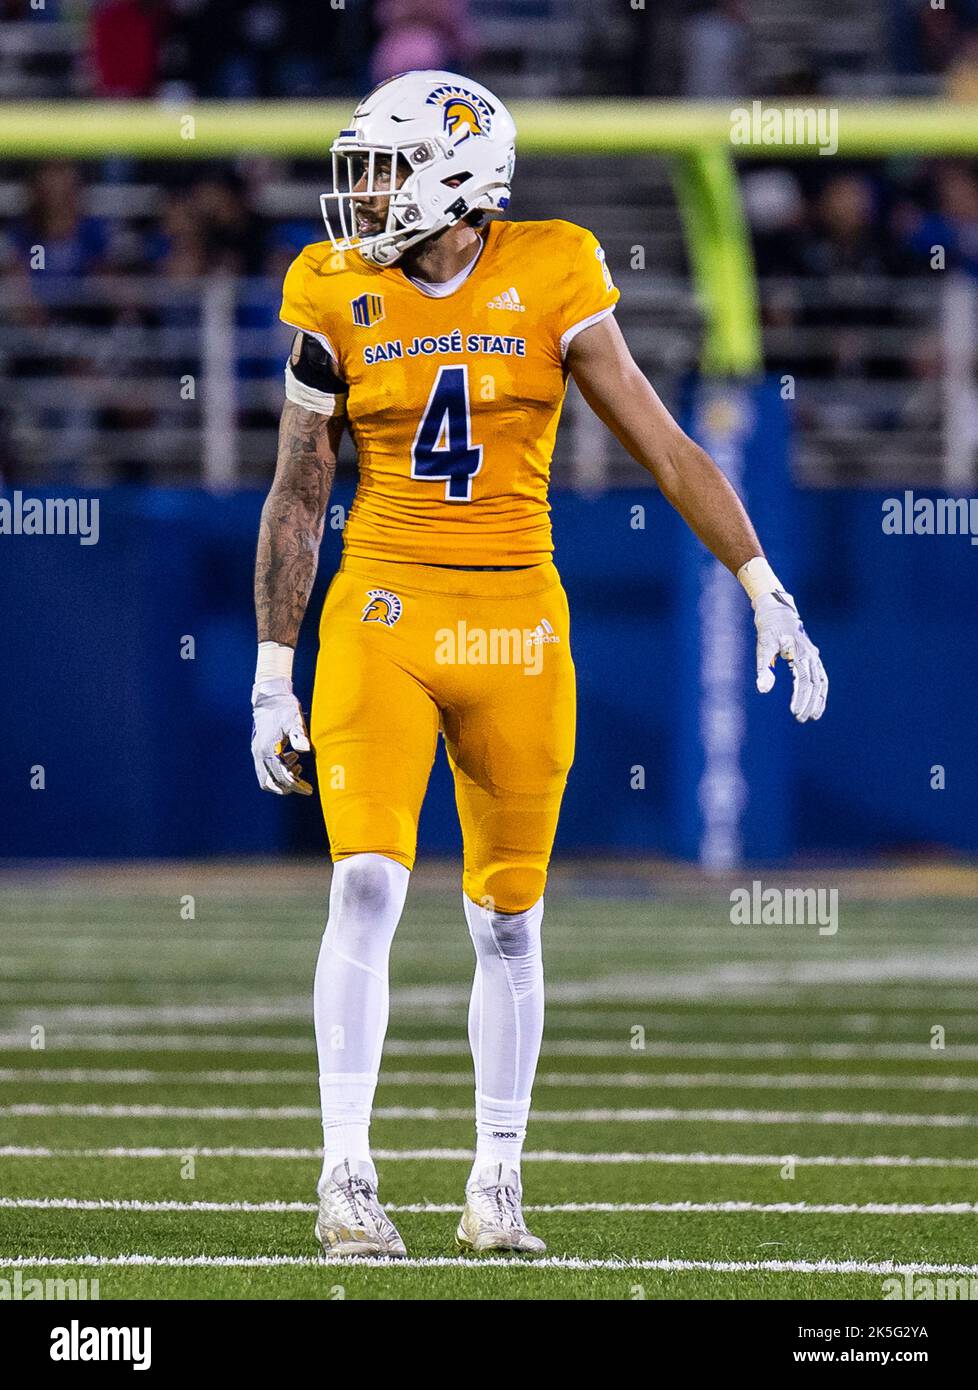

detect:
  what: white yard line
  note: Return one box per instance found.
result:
[1,1195,975,1216]
[4,1102,976,1127]
[2,1253,978,1275]
[0,1033,315,1053]
[4,1067,978,1092]
[5,951,978,1021]
[4,1033,978,1061]
[3,1145,978,1168]
[5,1033,978,1062]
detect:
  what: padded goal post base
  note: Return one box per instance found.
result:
[677,375,794,867]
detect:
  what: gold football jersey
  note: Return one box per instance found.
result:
[280,219,619,566]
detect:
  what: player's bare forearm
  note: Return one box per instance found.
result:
[567,315,763,575]
[255,401,341,647]
[643,423,762,576]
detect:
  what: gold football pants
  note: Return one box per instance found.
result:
[310,555,576,913]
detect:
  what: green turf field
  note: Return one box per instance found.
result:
[1,864,977,1301]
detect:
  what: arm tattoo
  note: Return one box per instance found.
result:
[255,400,338,647]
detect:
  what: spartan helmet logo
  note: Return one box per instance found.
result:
[425,83,493,140]
[443,99,483,137]
[361,589,403,627]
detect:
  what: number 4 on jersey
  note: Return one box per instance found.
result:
[411,365,483,502]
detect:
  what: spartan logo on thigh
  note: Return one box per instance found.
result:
[361,589,403,627]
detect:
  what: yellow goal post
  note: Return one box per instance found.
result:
[2,99,974,376]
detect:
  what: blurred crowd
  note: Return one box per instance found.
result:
[0,159,321,480]
[0,152,973,481]
[738,160,977,447]
[890,0,978,91]
[676,0,978,99]
[744,161,978,340]
[6,0,978,99]
[95,0,473,99]
[1,0,472,99]
[0,159,323,340]
[3,1,977,480]
[4,153,975,333]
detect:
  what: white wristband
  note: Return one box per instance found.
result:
[737,556,783,602]
[255,641,294,683]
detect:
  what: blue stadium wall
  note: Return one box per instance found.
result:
[2,471,974,863]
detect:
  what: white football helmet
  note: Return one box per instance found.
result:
[321,70,517,267]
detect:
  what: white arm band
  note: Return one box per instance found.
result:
[255,641,294,683]
[737,556,784,602]
[284,361,346,417]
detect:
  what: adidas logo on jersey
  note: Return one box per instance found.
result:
[487,286,525,312]
[527,618,559,645]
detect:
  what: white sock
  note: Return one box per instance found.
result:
[314,853,409,1191]
[463,894,545,1187]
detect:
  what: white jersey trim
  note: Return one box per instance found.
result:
[560,306,616,359]
[406,240,485,298]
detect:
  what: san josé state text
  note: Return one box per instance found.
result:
[364,330,527,365]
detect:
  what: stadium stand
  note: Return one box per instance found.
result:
[1,0,976,486]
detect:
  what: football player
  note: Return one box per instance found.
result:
[251,70,827,1259]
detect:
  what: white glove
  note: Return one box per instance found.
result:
[752,590,828,723]
[251,676,313,795]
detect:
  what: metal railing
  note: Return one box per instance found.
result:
[0,267,961,489]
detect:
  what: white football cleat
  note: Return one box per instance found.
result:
[314,1159,407,1260]
[456,1163,546,1255]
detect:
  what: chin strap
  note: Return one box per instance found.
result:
[360,198,475,266]
[361,239,403,267]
